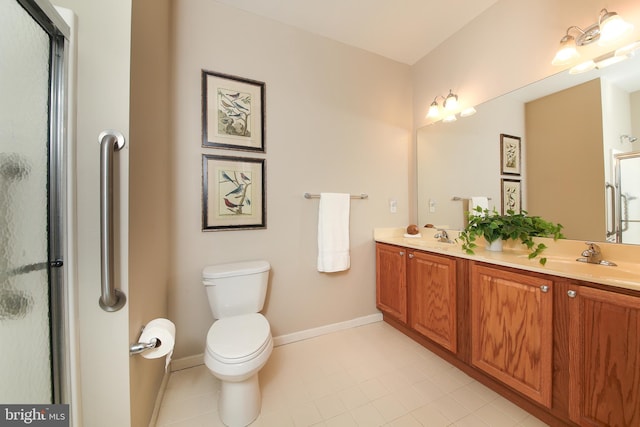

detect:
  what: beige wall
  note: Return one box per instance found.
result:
[526,79,605,240]
[129,0,171,425]
[170,0,412,358]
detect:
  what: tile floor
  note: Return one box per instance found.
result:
[155,321,549,427]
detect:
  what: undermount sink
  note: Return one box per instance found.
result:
[576,258,617,266]
[530,256,640,280]
[402,237,456,251]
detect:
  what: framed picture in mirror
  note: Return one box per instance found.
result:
[500,134,521,176]
[501,179,521,214]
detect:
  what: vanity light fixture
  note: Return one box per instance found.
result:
[552,8,634,66]
[426,90,477,123]
[427,89,459,119]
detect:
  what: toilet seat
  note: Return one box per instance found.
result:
[206,313,271,364]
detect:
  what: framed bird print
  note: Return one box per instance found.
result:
[202,155,266,231]
[501,178,522,214]
[202,70,265,152]
[500,133,521,176]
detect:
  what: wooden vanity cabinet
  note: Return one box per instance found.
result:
[376,242,640,426]
[470,263,553,408]
[376,243,459,353]
[376,243,407,323]
[408,250,457,353]
[566,284,640,426]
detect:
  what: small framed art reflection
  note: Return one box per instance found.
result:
[500,133,521,176]
[501,178,522,214]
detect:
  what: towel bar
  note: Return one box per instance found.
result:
[452,196,492,201]
[304,192,368,199]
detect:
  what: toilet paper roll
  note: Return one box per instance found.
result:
[139,318,176,371]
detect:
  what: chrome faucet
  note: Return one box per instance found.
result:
[577,242,617,266]
[434,229,452,243]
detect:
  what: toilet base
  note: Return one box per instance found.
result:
[218,373,261,427]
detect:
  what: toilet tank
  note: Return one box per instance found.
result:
[202,260,270,319]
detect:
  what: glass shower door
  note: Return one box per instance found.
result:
[0,0,68,403]
[616,151,640,244]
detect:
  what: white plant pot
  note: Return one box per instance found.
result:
[486,239,503,252]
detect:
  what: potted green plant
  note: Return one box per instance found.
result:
[458,207,564,265]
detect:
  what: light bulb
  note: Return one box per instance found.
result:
[599,11,633,46]
[552,34,579,65]
[443,91,458,110]
[427,102,440,118]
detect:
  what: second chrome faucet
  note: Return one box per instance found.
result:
[434,229,453,244]
[577,242,617,266]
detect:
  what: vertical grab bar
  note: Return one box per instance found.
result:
[605,182,617,242]
[98,130,127,312]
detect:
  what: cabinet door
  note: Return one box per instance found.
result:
[376,243,407,323]
[409,251,457,353]
[470,264,553,408]
[568,286,640,426]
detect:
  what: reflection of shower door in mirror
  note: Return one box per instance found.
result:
[615,151,640,244]
[0,0,68,403]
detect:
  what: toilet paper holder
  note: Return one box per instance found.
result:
[129,338,158,355]
[129,326,160,356]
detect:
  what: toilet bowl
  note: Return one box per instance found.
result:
[202,261,272,427]
[205,313,273,426]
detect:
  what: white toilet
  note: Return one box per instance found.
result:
[203,260,273,427]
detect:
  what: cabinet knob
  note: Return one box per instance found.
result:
[408,253,414,259]
[567,290,577,298]
[540,285,549,293]
[399,251,405,257]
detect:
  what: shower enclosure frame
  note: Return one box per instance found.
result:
[15,0,72,405]
[614,150,640,244]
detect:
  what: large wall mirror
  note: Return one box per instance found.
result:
[417,52,640,245]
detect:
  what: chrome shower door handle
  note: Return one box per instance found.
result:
[98,130,127,312]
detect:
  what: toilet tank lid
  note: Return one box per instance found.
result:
[203,260,270,279]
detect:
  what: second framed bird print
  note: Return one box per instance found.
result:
[202,155,266,231]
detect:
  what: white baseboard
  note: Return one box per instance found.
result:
[169,313,383,372]
[272,313,383,346]
[170,353,205,372]
[148,367,171,427]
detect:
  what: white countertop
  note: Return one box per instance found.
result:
[374,227,640,293]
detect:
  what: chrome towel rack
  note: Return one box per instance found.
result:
[304,192,368,199]
[452,196,492,201]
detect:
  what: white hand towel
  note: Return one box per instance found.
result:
[470,196,489,216]
[317,193,351,273]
